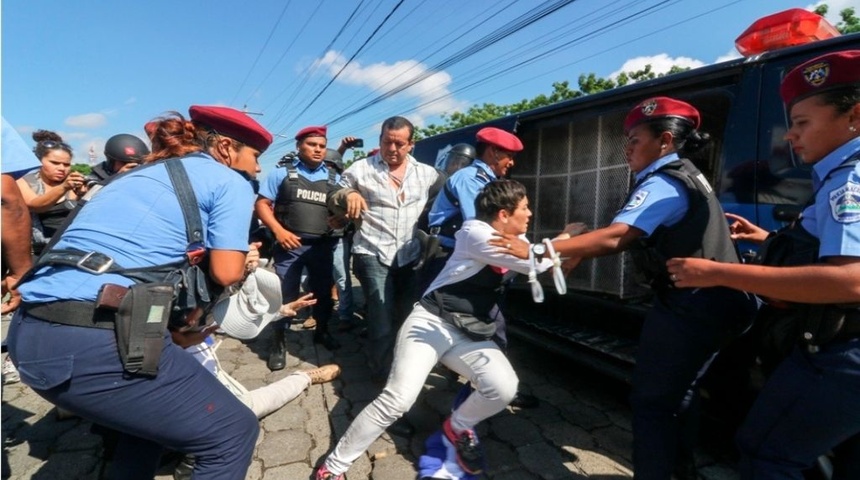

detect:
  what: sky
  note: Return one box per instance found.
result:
[2,0,858,172]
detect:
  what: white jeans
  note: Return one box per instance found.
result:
[324,304,518,475]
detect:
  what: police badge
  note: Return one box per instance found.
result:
[641,99,658,116]
[802,61,830,87]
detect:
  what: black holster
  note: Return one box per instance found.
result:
[115,282,174,377]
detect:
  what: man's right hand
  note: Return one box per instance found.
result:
[346,191,368,220]
[276,228,302,250]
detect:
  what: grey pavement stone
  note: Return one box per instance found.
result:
[490,415,545,447]
[366,453,416,480]
[518,442,577,479]
[257,430,312,467]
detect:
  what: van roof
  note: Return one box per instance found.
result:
[425,33,860,138]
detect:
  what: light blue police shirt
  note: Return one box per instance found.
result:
[801,136,860,259]
[612,152,689,235]
[20,153,254,303]
[427,160,496,248]
[258,158,338,202]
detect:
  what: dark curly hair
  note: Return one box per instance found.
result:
[32,130,73,160]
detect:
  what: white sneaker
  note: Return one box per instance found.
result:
[3,356,20,385]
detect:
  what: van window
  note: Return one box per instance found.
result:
[757,59,813,207]
[512,88,734,298]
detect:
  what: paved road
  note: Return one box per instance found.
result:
[2,306,741,480]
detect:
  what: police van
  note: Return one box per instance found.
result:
[413,10,860,387]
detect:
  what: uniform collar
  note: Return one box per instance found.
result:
[293,157,328,173]
[472,159,498,179]
[811,136,860,189]
[634,152,680,182]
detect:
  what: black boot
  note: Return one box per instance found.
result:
[267,328,286,371]
[173,454,195,480]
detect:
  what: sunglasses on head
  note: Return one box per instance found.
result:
[36,140,72,152]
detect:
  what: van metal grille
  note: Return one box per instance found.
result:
[511,109,650,299]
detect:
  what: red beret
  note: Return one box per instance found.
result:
[295,125,327,140]
[624,97,700,132]
[188,105,273,153]
[780,50,860,107]
[475,127,523,152]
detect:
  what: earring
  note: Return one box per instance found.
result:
[660,144,667,149]
[851,125,857,133]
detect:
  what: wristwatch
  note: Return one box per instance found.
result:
[531,242,547,261]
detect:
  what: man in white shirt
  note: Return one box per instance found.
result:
[329,116,440,381]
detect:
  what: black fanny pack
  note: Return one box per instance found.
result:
[420,291,496,341]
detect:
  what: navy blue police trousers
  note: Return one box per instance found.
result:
[271,239,336,335]
[631,286,757,479]
[7,311,258,480]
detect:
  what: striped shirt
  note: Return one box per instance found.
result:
[339,153,440,267]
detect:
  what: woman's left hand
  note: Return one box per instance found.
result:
[665,257,722,288]
[280,293,317,317]
[489,232,530,259]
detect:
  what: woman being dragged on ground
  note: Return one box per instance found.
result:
[315,180,570,479]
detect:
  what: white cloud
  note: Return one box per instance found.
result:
[715,49,742,64]
[65,113,107,129]
[313,50,468,126]
[124,97,137,105]
[609,54,706,82]
[58,131,90,141]
[806,0,858,24]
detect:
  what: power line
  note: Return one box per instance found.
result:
[264,0,374,128]
[322,0,579,127]
[281,0,408,136]
[229,0,293,107]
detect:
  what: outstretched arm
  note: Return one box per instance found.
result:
[666,256,860,304]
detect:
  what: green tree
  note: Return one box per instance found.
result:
[71,163,92,175]
[814,5,860,34]
[417,65,690,139]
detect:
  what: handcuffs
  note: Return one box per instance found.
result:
[527,238,567,303]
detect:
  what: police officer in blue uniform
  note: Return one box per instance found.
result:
[668,50,860,480]
[256,125,342,370]
[7,105,272,480]
[421,128,522,290]
[493,97,757,479]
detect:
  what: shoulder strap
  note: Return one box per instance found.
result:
[164,159,203,245]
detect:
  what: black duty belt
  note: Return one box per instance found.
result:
[24,301,116,330]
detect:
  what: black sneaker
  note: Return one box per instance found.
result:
[442,417,484,474]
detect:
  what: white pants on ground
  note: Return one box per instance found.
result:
[324,304,518,475]
[192,339,312,419]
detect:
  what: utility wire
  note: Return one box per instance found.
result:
[280,0,408,135]
[229,0,293,107]
[323,0,579,127]
[265,0,374,127]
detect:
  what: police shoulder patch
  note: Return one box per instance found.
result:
[829,180,860,223]
[624,189,650,211]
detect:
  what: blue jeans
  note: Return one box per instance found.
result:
[631,287,757,479]
[352,253,418,378]
[332,235,354,323]
[8,311,258,480]
[737,339,860,480]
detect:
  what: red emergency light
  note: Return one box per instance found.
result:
[735,8,840,57]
